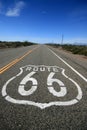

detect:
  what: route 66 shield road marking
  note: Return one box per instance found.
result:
[2,65,82,109]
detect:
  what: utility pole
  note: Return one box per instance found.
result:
[61,34,64,44]
[52,40,54,44]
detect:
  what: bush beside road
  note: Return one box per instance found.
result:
[62,44,87,56]
[0,41,37,49]
[46,43,87,56]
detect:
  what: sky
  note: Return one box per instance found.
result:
[0,0,87,44]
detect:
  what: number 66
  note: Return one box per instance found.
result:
[18,72,67,97]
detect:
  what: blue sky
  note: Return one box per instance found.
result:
[0,0,87,44]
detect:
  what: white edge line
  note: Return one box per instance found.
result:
[48,48,87,82]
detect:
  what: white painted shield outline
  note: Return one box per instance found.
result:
[2,65,82,109]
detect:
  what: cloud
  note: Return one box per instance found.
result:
[6,1,25,17]
[70,7,87,22]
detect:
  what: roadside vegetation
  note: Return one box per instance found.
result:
[0,41,37,48]
[46,43,87,56]
[62,44,87,56]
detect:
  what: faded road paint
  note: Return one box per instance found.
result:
[2,65,82,109]
[0,47,38,74]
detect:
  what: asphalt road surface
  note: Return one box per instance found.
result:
[0,45,87,130]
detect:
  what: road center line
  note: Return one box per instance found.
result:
[0,59,18,71]
[0,47,38,74]
[48,48,87,82]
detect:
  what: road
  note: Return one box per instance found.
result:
[0,45,87,130]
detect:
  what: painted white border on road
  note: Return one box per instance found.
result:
[2,65,82,109]
[48,48,87,82]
